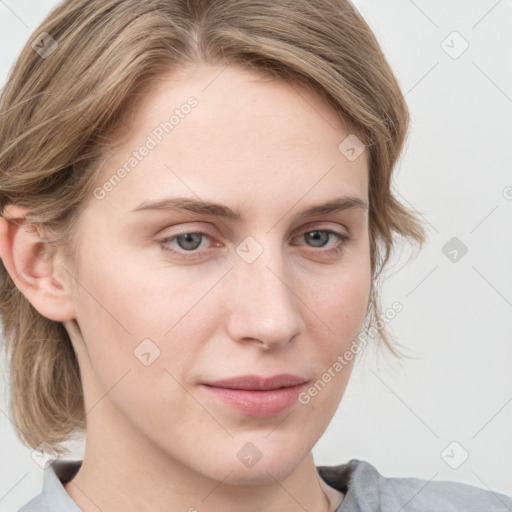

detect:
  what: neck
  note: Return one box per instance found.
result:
[64,406,343,512]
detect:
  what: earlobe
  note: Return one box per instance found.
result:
[0,204,76,322]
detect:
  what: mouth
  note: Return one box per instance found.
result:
[200,374,308,417]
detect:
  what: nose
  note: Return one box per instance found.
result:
[224,245,304,350]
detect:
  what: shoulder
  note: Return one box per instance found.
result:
[17,459,82,512]
[317,459,512,512]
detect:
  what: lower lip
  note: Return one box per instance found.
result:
[200,383,307,417]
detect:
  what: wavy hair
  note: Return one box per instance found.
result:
[0,0,426,455]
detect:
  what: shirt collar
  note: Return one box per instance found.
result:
[37,458,364,512]
[41,459,83,512]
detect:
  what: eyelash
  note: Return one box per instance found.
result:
[158,228,352,261]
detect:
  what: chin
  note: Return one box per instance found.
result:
[220,458,301,486]
[203,439,311,486]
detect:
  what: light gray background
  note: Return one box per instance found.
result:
[1,1,511,510]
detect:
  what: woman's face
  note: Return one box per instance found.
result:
[63,64,371,484]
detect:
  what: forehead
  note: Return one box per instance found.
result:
[90,64,369,218]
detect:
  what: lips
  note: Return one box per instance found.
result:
[203,374,307,391]
[200,374,308,417]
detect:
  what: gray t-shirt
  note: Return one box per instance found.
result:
[17,458,512,511]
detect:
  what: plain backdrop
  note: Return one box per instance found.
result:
[1,1,511,510]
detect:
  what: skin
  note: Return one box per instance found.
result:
[0,64,371,512]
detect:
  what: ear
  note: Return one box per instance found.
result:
[0,204,76,322]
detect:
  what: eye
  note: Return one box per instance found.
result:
[292,229,352,256]
[159,231,214,260]
[169,232,204,251]
[158,227,352,261]
[300,230,341,247]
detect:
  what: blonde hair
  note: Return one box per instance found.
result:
[0,0,426,455]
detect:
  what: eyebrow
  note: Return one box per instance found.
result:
[130,195,368,220]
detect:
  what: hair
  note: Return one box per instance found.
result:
[0,0,426,455]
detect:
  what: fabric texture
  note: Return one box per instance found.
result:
[17,458,512,512]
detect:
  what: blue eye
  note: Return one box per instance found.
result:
[293,229,352,257]
[299,229,349,249]
[158,229,352,261]
[170,232,204,251]
[159,232,212,260]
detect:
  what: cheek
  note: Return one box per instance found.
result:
[72,243,218,337]
[71,269,198,435]
[295,254,371,415]
[306,255,372,346]
[69,250,223,398]
[333,270,371,337]
[68,256,158,392]
[296,269,370,422]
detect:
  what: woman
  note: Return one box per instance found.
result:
[0,1,510,511]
